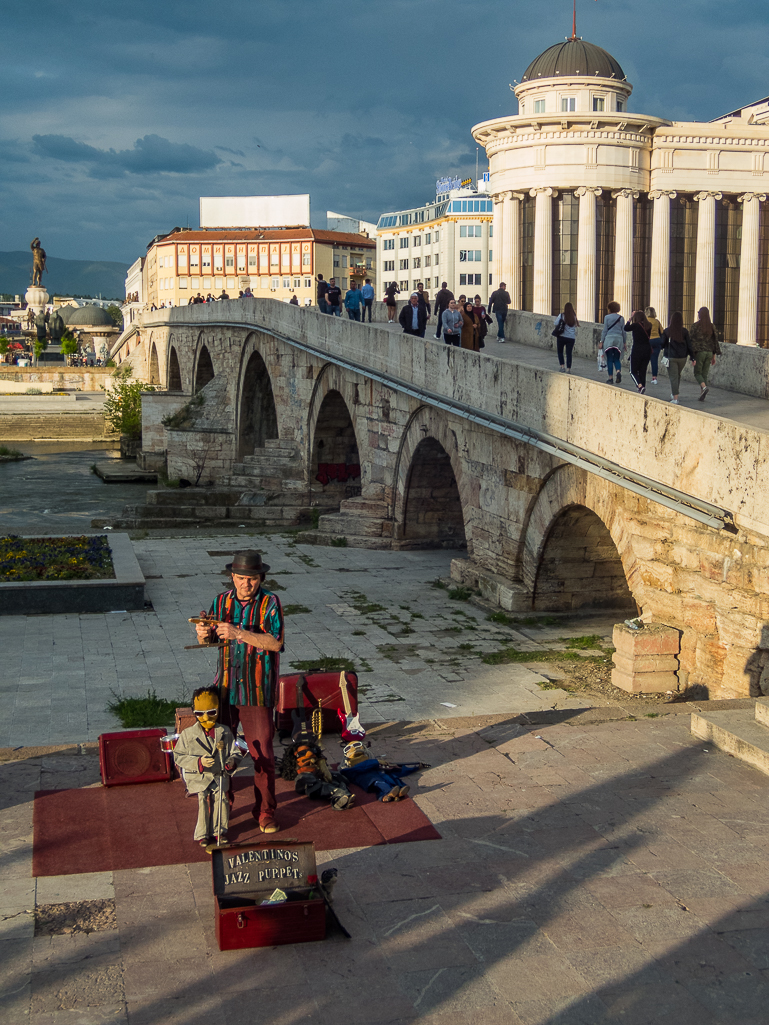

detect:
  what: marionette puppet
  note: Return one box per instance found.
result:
[278,736,355,811]
[173,686,247,847]
[339,741,430,802]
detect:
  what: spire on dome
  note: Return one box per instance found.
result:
[571,0,577,40]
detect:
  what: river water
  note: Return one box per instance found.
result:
[0,443,151,535]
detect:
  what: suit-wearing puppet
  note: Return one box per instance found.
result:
[173,686,245,846]
[340,741,427,802]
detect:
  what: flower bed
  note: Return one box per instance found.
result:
[0,535,115,582]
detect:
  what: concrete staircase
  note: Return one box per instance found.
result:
[298,495,393,549]
[691,698,769,775]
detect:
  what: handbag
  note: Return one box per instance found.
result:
[552,316,565,338]
[661,356,670,368]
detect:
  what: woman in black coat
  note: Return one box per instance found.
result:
[624,311,652,394]
[661,311,694,404]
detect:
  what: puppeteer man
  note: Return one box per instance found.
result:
[195,551,284,834]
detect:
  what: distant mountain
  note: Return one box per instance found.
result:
[0,250,129,300]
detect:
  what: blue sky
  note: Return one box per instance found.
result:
[1,0,767,263]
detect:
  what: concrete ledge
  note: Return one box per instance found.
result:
[690,706,769,774]
[0,532,145,615]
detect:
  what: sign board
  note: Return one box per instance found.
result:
[436,176,462,195]
[460,178,473,187]
[200,195,311,228]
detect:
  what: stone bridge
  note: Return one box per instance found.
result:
[112,300,769,699]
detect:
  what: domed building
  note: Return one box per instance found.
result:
[473,33,769,345]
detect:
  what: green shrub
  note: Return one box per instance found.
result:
[103,365,155,439]
[108,689,178,728]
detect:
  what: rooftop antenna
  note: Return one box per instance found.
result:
[571,0,577,39]
[475,146,479,183]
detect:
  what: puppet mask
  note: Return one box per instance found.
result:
[295,744,319,774]
[343,741,367,766]
[193,691,219,730]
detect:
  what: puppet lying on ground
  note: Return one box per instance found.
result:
[173,686,246,846]
[340,741,430,802]
[278,737,355,811]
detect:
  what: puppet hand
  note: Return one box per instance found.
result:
[200,756,216,768]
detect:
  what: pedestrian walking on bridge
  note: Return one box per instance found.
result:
[553,302,579,372]
[600,302,625,384]
[488,283,512,342]
[645,306,664,384]
[690,307,721,401]
[661,311,693,404]
[625,311,652,394]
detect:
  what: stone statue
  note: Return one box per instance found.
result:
[31,238,47,287]
[35,310,49,341]
[49,310,64,343]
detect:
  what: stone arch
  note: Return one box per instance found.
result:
[237,348,279,459]
[522,464,638,612]
[392,406,470,550]
[148,342,160,386]
[194,344,214,392]
[168,345,183,391]
[309,387,361,507]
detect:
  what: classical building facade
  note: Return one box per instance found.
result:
[472,36,769,345]
[139,228,375,309]
[375,183,494,298]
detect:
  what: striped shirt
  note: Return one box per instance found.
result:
[208,587,284,707]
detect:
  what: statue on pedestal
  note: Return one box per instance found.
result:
[31,238,47,287]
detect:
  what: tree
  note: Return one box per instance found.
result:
[0,337,9,356]
[60,333,78,356]
[102,365,155,440]
[107,305,124,328]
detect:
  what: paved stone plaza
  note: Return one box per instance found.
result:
[1,534,769,1023]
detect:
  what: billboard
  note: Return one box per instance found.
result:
[199,195,310,228]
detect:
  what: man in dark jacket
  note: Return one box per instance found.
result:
[488,283,513,342]
[316,274,329,314]
[399,293,428,337]
[433,282,454,338]
[326,278,342,316]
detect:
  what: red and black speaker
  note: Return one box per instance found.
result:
[98,728,173,787]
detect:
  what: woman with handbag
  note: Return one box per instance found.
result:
[553,302,579,373]
[460,301,480,351]
[599,301,625,384]
[472,294,492,349]
[661,311,693,404]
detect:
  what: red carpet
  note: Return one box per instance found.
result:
[32,776,441,877]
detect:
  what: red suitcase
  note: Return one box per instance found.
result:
[98,728,172,787]
[275,670,358,735]
[212,840,326,950]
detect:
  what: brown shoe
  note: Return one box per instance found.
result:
[260,817,280,833]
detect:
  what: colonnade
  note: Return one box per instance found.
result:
[492,187,766,344]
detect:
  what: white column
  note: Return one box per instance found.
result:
[531,187,555,315]
[508,193,523,310]
[501,192,515,296]
[612,190,637,318]
[694,191,722,316]
[649,190,676,327]
[575,187,600,323]
[737,192,765,346]
[492,194,504,287]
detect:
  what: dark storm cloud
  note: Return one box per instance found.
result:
[31,134,221,176]
[2,0,768,261]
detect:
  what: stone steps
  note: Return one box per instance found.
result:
[296,529,393,550]
[690,698,769,775]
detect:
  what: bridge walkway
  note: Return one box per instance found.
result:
[376,318,769,433]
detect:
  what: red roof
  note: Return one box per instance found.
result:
[154,228,375,248]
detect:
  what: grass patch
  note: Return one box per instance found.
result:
[296,552,319,568]
[487,611,560,627]
[352,629,366,636]
[264,578,285,591]
[108,689,178,728]
[563,634,604,650]
[482,646,606,666]
[457,643,476,651]
[330,537,348,547]
[0,534,114,582]
[431,579,448,590]
[310,507,320,530]
[283,604,310,615]
[343,590,386,615]
[0,445,27,461]
[538,680,562,690]
[645,712,661,718]
[443,626,463,634]
[290,656,355,673]
[411,612,424,620]
[448,586,474,601]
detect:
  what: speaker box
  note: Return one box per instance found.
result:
[175,706,196,735]
[98,729,173,787]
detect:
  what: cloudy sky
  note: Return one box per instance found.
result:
[2,0,767,264]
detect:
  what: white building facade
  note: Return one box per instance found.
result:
[472,36,769,345]
[376,183,493,299]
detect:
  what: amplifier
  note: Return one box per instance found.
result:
[98,728,173,787]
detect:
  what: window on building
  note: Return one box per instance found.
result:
[342,255,348,268]
[191,277,199,288]
[425,233,431,243]
[334,255,340,267]
[202,254,211,268]
[214,255,223,272]
[282,252,290,267]
[215,276,222,288]
[283,277,290,288]
[271,277,279,289]
[435,276,440,288]
[260,276,268,288]
[459,250,482,262]
[384,260,395,272]
[461,225,483,237]
[400,259,409,270]
[616,98,624,112]
[248,252,257,268]
[460,274,483,286]
[203,277,211,288]
[434,230,440,242]
[271,252,279,266]
[434,253,439,264]
[366,258,372,269]
[226,277,235,289]
[413,236,421,247]
[534,99,546,114]
[561,97,576,112]
[178,252,187,267]
[342,278,348,289]
[190,252,199,268]
[399,280,408,290]
[225,255,234,269]
[489,250,493,262]
[489,225,493,237]
[413,257,421,268]
[399,237,409,249]
[489,273,493,286]
[593,96,605,112]
[424,255,431,266]
[293,278,301,288]
[303,253,311,265]
[383,239,395,250]
[304,277,312,288]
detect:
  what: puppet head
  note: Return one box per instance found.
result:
[343,741,367,767]
[295,743,320,775]
[192,686,219,730]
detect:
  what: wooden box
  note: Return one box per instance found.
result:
[211,840,326,951]
[175,706,196,734]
